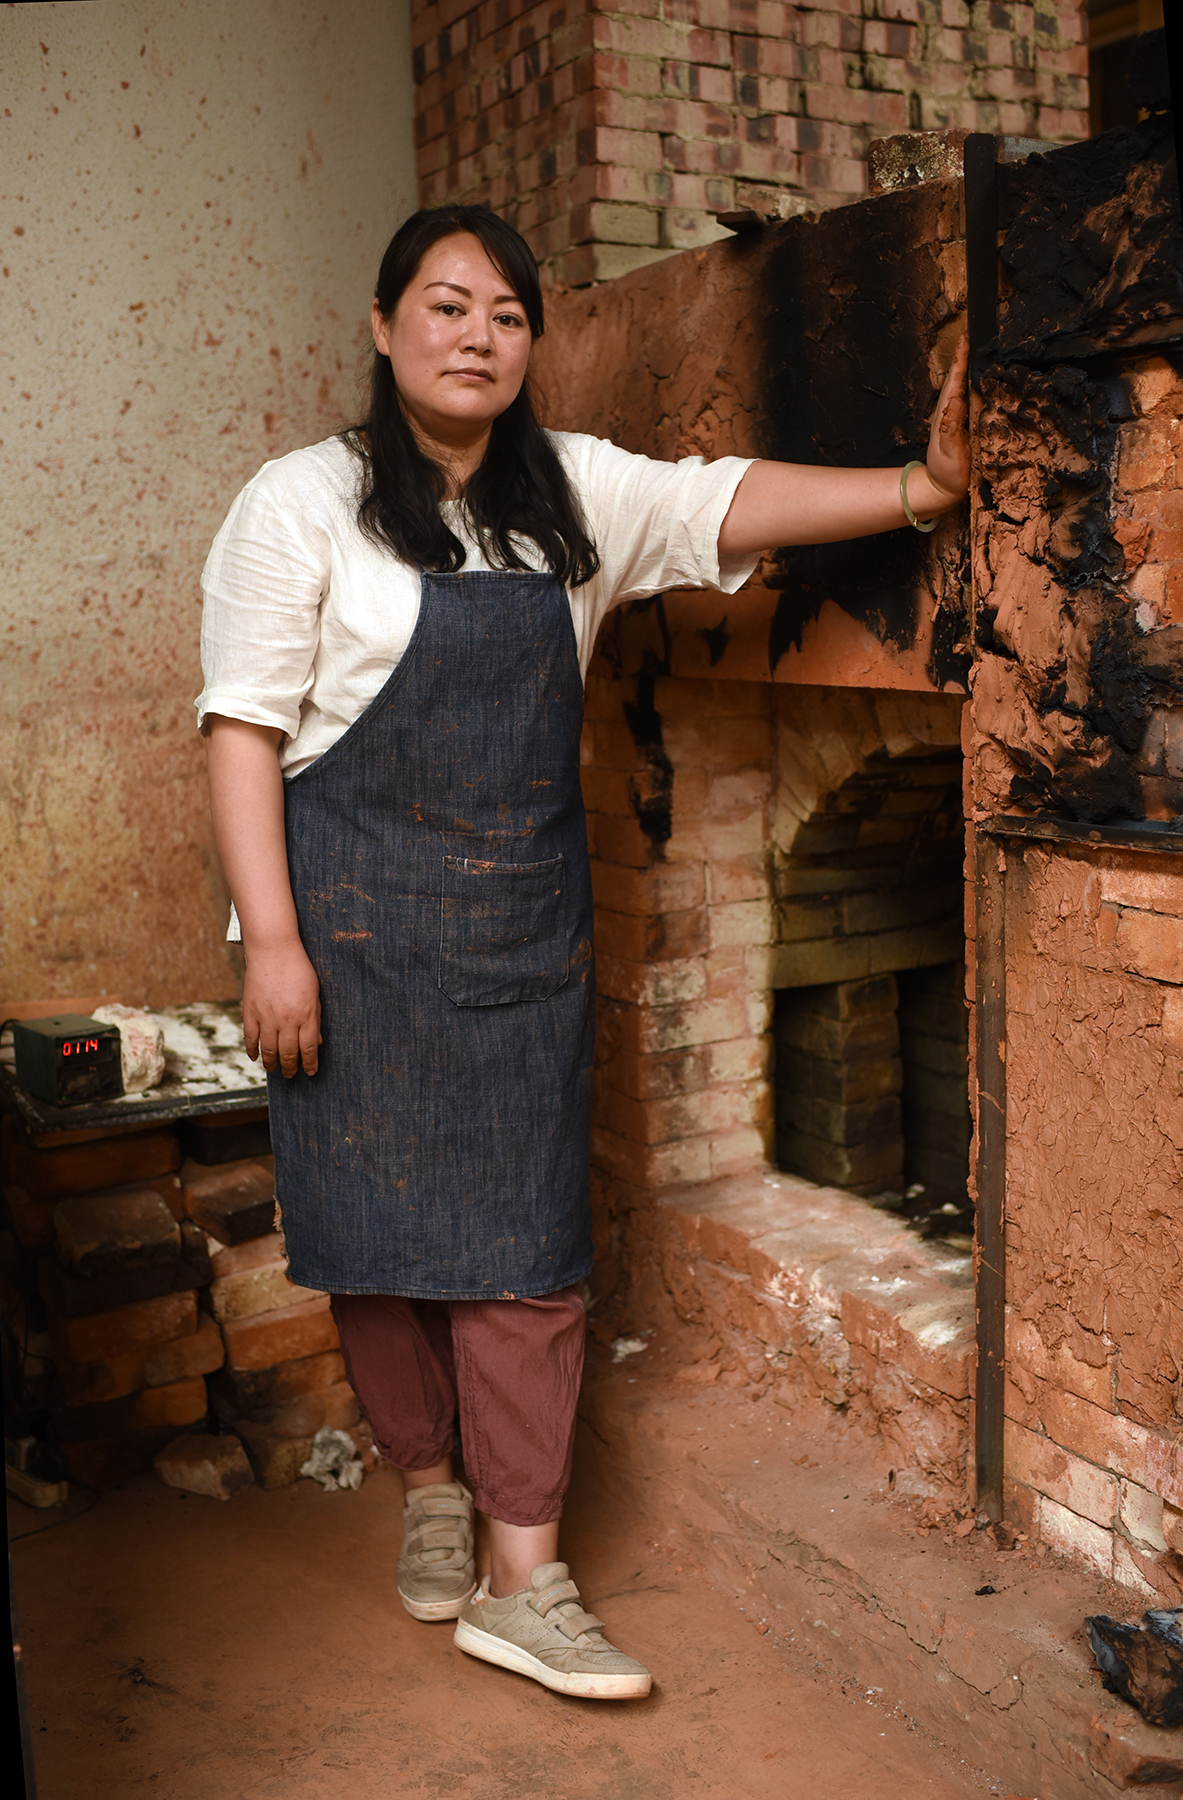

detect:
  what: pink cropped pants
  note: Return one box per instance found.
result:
[330,1287,586,1528]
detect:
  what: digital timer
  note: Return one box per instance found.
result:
[10,1014,124,1107]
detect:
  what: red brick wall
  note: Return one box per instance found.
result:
[526,175,971,1297]
[585,670,776,1202]
[412,0,1088,283]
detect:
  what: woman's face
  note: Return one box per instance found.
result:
[372,232,533,447]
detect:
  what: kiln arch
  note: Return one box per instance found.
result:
[769,687,972,1238]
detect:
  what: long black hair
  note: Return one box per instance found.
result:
[343,205,599,587]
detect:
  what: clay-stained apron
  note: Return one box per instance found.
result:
[268,569,595,1300]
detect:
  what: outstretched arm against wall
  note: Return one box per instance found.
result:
[717,338,969,556]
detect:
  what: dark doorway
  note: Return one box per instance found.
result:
[897,960,973,1247]
[773,954,973,1249]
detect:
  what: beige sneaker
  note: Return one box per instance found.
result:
[453,1562,652,1698]
[396,1482,478,1621]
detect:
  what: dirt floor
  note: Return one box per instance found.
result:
[10,1429,999,1800]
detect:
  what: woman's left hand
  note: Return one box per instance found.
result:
[718,330,972,555]
[923,334,970,505]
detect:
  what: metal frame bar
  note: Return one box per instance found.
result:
[972,830,1007,1520]
[964,130,1005,1519]
[981,814,1183,854]
[963,134,998,375]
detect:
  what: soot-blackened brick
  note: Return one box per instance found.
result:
[997,119,1182,365]
[761,182,967,682]
[53,1189,180,1278]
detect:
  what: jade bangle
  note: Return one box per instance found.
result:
[900,459,939,532]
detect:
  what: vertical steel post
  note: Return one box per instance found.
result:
[973,831,1007,1520]
[964,131,1006,1520]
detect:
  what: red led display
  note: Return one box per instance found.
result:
[61,1037,102,1057]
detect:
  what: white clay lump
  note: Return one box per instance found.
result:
[92,1004,166,1093]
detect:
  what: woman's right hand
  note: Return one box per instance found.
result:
[205,715,322,1079]
[242,940,322,1078]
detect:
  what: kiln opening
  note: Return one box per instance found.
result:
[770,740,972,1245]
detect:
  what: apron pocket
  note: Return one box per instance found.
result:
[439,854,570,1006]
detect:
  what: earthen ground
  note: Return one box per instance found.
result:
[10,1428,997,1799]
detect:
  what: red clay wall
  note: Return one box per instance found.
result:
[998,838,1183,1591]
[965,114,1183,1591]
[530,169,969,692]
[411,0,1088,282]
[970,346,1183,1596]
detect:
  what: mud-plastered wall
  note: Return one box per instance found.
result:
[1,0,415,1007]
[970,121,1183,824]
[967,119,1183,1593]
[1000,841,1183,1594]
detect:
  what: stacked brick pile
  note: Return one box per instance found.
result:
[774,967,973,1207]
[774,973,904,1194]
[412,0,1088,285]
[768,744,966,993]
[183,1156,363,1489]
[0,1124,223,1486]
[3,1119,182,1264]
[3,1123,367,1491]
[896,959,971,1202]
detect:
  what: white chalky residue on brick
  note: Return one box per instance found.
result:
[914,1319,963,1349]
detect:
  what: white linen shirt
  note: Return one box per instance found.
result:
[197,431,758,777]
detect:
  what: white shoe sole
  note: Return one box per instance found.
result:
[399,1578,478,1622]
[453,1618,652,1698]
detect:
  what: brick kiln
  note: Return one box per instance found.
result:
[530,100,1182,1599]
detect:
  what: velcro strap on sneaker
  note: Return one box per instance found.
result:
[413,1496,470,1518]
[557,1610,605,1641]
[405,1520,468,1553]
[532,1579,582,1616]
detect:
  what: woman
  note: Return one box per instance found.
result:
[200,205,969,1702]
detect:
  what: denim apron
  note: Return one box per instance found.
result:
[267,569,595,1299]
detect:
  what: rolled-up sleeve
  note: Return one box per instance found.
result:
[196,482,330,739]
[557,435,759,610]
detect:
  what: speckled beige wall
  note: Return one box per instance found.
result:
[1,0,415,1006]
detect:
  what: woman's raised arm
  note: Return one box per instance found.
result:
[717,335,970,556]
[205,715,321,1079]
